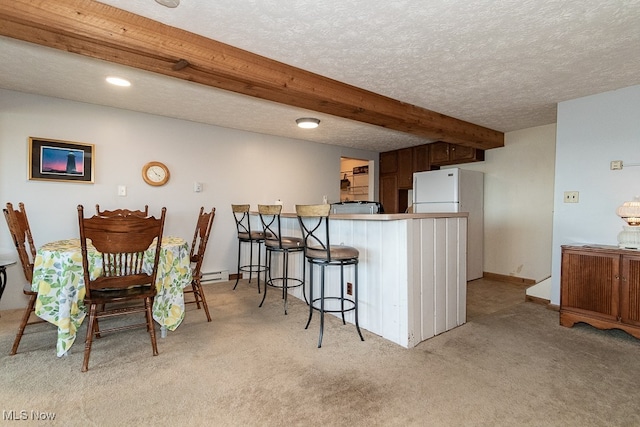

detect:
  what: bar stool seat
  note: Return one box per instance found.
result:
[258,204,306,314]
[296,204,364,348]
[232,204,268,293]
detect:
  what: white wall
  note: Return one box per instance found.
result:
[0,89,377,310]
[551,84,640,305]
[446,124,557,284]
[0,87,565,311]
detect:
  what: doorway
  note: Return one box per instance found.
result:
[340,157,373,202]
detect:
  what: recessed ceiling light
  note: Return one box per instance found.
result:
[106,76,131,87]
[155,0,180,7]
[296,118,320,129]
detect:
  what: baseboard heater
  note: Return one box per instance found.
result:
[200,270,229,284]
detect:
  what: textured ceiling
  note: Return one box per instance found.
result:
[1,0,639,152]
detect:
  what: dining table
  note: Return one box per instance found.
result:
[31,236,192,357]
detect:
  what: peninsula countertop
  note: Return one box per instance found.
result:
[277,212,468,220]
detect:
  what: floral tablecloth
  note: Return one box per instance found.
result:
[32,236,192,357]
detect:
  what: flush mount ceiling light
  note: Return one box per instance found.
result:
[296,118,320,129]
[155,0,180,7]
[106,76,131,87]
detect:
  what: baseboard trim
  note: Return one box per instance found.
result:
[525,295,559,311]
[525,295,550,306]
[482,272,536,286]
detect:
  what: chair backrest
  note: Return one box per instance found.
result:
[231,204,252,235]
[3,202,36,283]
[77,205,166,298]
[296,204,332,261]
[95,204,149,218]
[189,207,216,281]
[258,204,283,248]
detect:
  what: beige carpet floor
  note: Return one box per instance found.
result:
[1,279,639,426]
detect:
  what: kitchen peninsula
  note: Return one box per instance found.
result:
[273,212,468,348]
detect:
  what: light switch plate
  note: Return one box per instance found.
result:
[117,185,127,196]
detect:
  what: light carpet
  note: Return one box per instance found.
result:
[1,280,639,426]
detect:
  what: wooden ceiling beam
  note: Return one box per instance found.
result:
[0,0,504,150]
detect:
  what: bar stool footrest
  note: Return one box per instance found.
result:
[265,277,304,289]
[239,264,268,274]
[310,296,356,314]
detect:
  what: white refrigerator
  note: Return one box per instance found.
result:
[412,168,484,280]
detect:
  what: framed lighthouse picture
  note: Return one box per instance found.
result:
[28,137,95,183]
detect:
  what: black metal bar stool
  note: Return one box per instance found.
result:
[296,204,364,347]
[232,204,268,293]
[258,204,307,314]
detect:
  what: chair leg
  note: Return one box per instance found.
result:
[256,241,262,294]
[259,249,270,308]
[191,282,202,309]
[305,261,314,330]
[283,250,289,315]
[301,252,308,305]
[82,304,98,372]
[233,239,242,290]
[145,297,159,356]
[248,240,254,284]
[318,265,325,348]
[10,293,37,355]
[354,263,364,341]
[340,264,346,325]
[194,280,212,322]
[94,304,105,339]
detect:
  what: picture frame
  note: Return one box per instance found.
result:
[28,137,95,183]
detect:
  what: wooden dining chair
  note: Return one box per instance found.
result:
[183,207,216,322]
[3,202,47,355]
[95,204,149,218]
[77,204,166,372]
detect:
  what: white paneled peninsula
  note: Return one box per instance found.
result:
[269,212,468,348]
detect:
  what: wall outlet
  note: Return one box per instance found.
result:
[346,282,353,295]
[564,191,579,203]
[117,185,127,196]
[193,182,203,192]
[611,160,623,170]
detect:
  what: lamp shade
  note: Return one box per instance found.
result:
[616,197,640,226]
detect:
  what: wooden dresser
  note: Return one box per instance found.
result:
[560,245,640,339]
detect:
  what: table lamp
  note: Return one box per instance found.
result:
[616,196,640,249]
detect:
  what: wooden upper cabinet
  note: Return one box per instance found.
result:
[413,144,431,173]
[397,148,413,189]
[379,142,483,213]
[380,174,399,214]
[380,151,398,174]
[429,142,451,165]
[450,144,479,162]
[429,141,485,166]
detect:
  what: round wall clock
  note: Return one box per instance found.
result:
[142,161,170,186]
